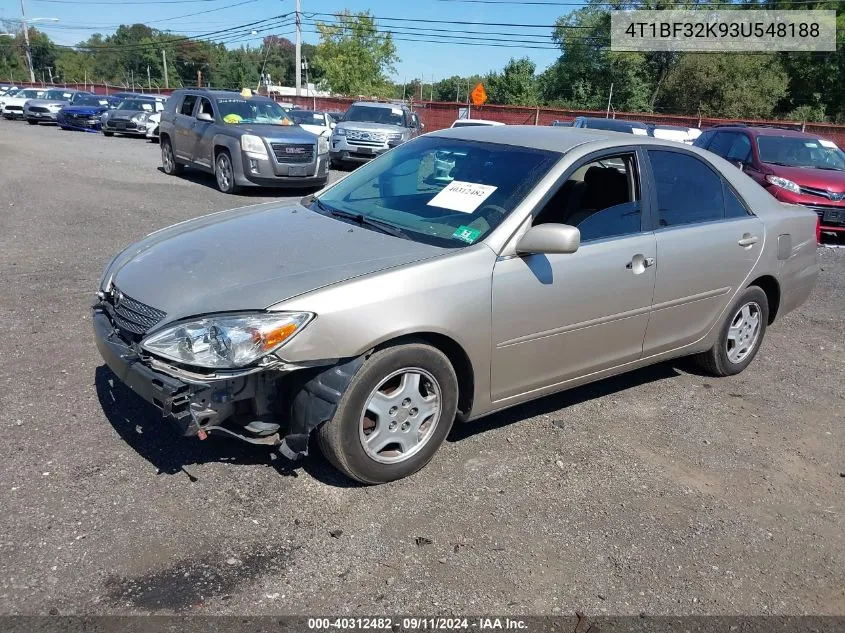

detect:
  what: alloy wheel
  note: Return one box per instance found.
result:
[726,301,762,364]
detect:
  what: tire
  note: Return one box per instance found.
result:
[317,344,458,484]
[693,286,769,377]
[27,119,38,125]
[103,131,114,137]
[59,125,69,131]
[161,138,183,176]
[214,149,239,194]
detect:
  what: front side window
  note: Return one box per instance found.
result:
[216,98,293,125]
[314,136,560,247]
[706,132,737,158]
[757,135,845,170]
[533,153,642,242]
[342,105,406,126]
[649,150,723,227]
[725,134,752,163]
[179,95,197,116]
[198,98,213,118]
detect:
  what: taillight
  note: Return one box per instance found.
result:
[816,215,821,244]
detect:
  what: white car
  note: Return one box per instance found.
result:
[289,109,335,136]
[650,125,702,145]
[450,119,505,128]
[146,111,161,141]
[1,88,45,119]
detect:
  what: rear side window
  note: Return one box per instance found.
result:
[179,95,197,116]
[648,150,723,227]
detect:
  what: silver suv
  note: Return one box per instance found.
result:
[159,89,330,193]
[330,101,423,168]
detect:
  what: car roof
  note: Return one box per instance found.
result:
[731,126,832,141]
[350,101,408,110]
[432,124,656,151]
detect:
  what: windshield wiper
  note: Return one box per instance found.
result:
[813,166,845,171]
[311,198,409,239]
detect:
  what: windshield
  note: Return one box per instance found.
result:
[117,99,154,111]
[757,136,845,170]
[314,136,560,248]
[290,110,325,125]
[216,98,293,125]
[75,96,108,107]
[19,90,42,99]
[343,104,406,126]
[43,89,72,100]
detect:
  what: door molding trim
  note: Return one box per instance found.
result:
[650,286,731,313]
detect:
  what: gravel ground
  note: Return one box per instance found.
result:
[0,121,843,618]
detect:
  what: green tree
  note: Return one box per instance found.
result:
[313,10,398,97]
[486,57,539,105]
[659,53,788,119]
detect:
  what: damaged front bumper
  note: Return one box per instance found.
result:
[92,308,307,454]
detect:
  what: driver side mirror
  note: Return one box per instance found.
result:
[732,159,745,171]
[516,224,580,256]
[196,112,213,122]
[329,121,336,129]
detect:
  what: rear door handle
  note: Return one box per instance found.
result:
[738,234,759,247]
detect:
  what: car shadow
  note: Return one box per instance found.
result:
[95,360,690,487]
[155,166,324,197]
[447,360,683,442]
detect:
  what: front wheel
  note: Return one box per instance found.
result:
[317,344,458,484]
[102,131,113,137]
[214,150,239,194]
[27,119,38,125]
[161,138,183,175]
[693,286,768,377]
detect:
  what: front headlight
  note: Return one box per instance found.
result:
[765,174,801,194]
[241,134,269,159]
[141,312,314,369]
[318,135,329,154]
[132,112,150,122]
[388,133,404,142]
[334,127,347,136]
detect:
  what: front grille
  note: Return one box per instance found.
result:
[271,143,315,164]
[109,288,166,337]
[5,105,22,111]
[29,106,49,113]
[799,185,845,201]
[345,129,387,144]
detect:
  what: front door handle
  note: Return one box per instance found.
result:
[626,254,655,273]
[738,234,759,247]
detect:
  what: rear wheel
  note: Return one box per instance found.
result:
[317,344,458,484]
[102,131,113,137]
[161,138,183,176]
[693,286,768,377]
[214,149,239,194]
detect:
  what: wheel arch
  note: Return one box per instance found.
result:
[748,275,780,324]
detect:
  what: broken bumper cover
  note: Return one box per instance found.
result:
[93,310,202,437]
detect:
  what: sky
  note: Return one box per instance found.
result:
[0,0,575,81]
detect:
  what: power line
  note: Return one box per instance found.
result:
[303,18,559,43]
[33,0,243,4]
[307,12,571,29]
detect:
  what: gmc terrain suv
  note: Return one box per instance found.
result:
[159,89,329,193]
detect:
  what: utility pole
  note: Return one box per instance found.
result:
[147,65,151,90]
[46,66,53,83]
[295,0,301,97]
[20,0,35,83]
[605,82,613,119]
[197,69,202,87]
[161,49,169,89]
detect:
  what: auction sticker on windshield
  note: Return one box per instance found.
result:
[452,225,482,244]
[427,181,498,213]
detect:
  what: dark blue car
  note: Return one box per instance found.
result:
[57,95,121,131]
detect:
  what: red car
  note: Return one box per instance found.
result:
[694,124,845,240]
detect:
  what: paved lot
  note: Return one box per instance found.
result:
[0,120,843,617]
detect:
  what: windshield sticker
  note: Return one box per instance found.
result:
[819,139,838,149]
[391,108,403,115]
[631,128,649,135]
[452,225,482,244]
[427,180,498,213]
[804,142,818,148]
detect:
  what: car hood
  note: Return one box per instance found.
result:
[2,95,39,106]
[109,109,150,118]
[61,105,105,114]
[297,123,329,136]
[335,121,407,134]
[107,203,447,325]
[226,122,317,142]
[764,164,845,192]
[26,98,69,107]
